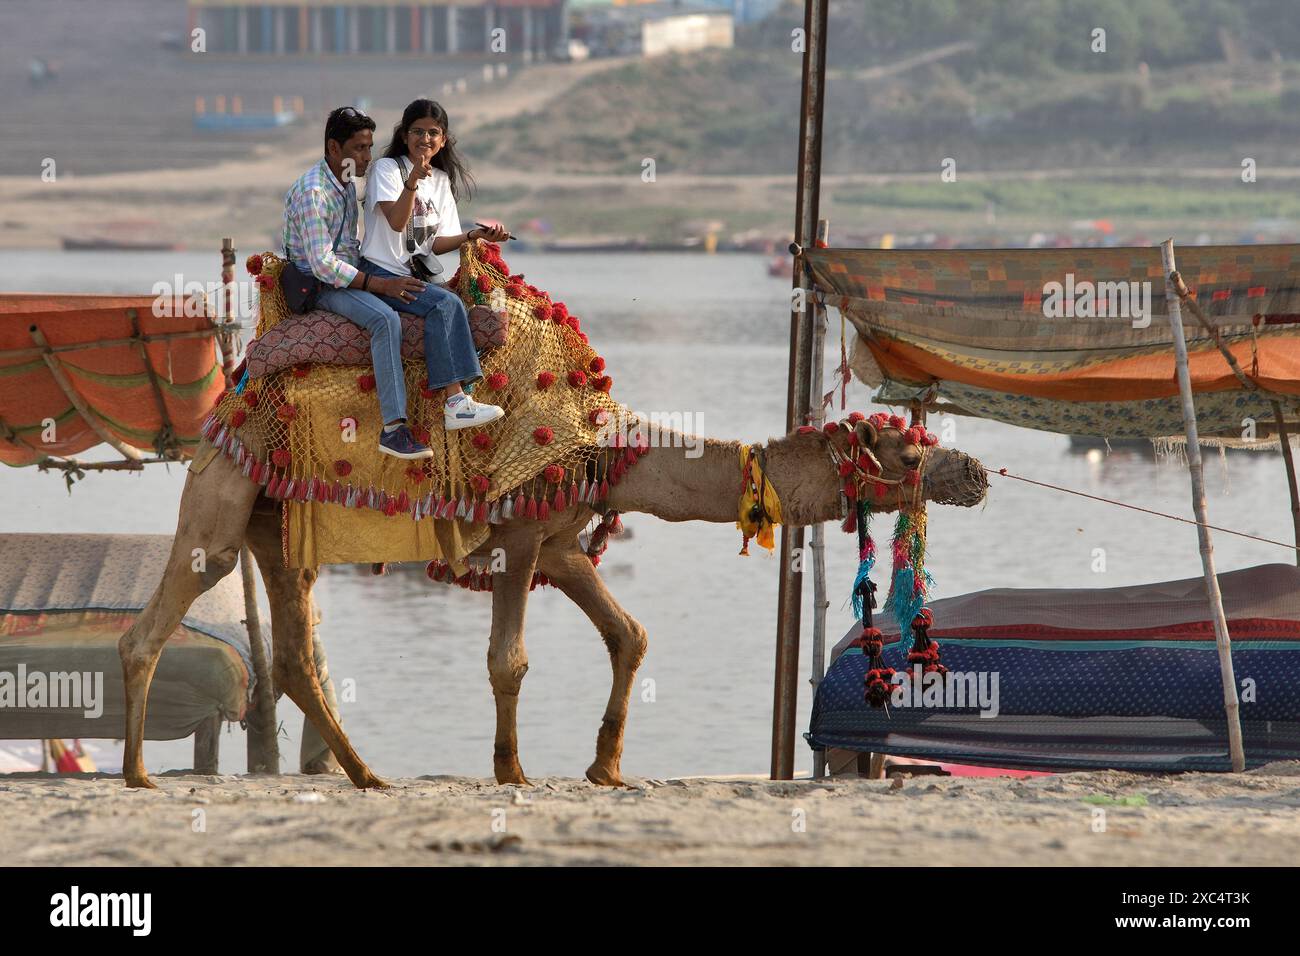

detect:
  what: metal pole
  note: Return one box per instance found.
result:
[1272,401,1300,565]
[808,219,830,780]
[772,0,828,780]
[1161,239,1245,772]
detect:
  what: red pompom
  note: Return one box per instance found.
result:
[593,375,613,392]
[838,460,855,477]
[231,410,247,428]
[506,282,526,298]
[357,373,376,392]
[589,356,606,374]
[471,474,490,494]
[245,254,263,276]
[906,425,927,445]
[848,411,865,423]
[476,274,492,293]
[536,371,556,389]
[564,315,581,331]
[271,448,291,469]
[822,421,839,434]
[472,432,492,450]
[412,426,431,445]
[406,466,425,483]
[543,464,564,483]
[533,303,553,322]
[589,408,610,427]
[797,425,817,434]
[889,415,907,430]
[334,460,352,477]
[533,426,554,445]
[568,370,587,388]
[243,392,259,408]
[486,372,508,390]
[255,273,276,291]
[276,404,297,423]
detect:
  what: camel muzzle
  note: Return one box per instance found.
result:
[921,446,988,507]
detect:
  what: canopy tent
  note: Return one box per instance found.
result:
[804,244,1300,440]
[0,293,225,468]
[0,533,261,749]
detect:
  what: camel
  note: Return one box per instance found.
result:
[117,413,987,790]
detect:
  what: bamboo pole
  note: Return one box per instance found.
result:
[217,237,279,773]
[1161,239,1245,772]
[1272,401,1300,565]
[29,325,143,461]
[771,0,829,781]
[808,218,831,780]
[240,550,279,773]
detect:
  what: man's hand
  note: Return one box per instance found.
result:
[372,275,427,304]
[471,223,511,243]
[405,154,433,190]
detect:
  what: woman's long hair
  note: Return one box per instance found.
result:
[383,98,476,202]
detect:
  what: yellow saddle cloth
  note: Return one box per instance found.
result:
[199,240,647,571]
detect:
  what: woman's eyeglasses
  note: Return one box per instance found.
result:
[409,128,445,141]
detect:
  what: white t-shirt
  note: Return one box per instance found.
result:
[360,156,462,276]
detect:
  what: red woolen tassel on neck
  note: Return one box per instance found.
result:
[514,492,526,516]
[538,499,550,521]
[599,478,610,499]
[525,496,538,519]
[553,487,567,511]
[474,499,488,524]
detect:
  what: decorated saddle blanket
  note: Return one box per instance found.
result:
[242,304,506,380]
[199,241,650,571]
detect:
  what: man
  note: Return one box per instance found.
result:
[283,106,431,459]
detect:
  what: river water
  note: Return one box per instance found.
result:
[1,250,1293,778]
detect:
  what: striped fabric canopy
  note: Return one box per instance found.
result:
[805,244,1300,439]
[0,295,225,467]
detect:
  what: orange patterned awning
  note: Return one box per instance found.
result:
[0,295,226,468]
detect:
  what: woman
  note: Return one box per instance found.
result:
[359,98,509,431]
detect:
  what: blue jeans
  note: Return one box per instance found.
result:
[315,285,407,423]
[359,259,483,392]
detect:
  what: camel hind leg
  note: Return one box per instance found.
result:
[244,511,387,789]
[538,541,647,787]
[118,446,258,788]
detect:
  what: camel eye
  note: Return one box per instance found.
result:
[901,449,921,468]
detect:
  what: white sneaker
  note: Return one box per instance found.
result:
[445,395,506,431]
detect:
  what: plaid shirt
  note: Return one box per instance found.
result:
[283,158,360,288]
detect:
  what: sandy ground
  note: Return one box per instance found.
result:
[3,764,1299,866]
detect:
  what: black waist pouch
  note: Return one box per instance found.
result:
[279,259,322,314]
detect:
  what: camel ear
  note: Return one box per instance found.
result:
[854,419,878,448]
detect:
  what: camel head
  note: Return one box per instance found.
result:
[761,411,988,526]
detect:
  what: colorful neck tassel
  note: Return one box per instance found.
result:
[884,507,933,633]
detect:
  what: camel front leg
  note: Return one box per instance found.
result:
[538,544,647,787]
[244,512,387,789]
[118,450,258,788]
[487,528,543,785]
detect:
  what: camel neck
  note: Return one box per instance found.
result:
[605,431,746,523]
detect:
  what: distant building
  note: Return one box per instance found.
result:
[186,1,566,57]
[640,8,732,57]
[568,1,732,57]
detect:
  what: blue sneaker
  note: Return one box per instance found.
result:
[379,424,433,460]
